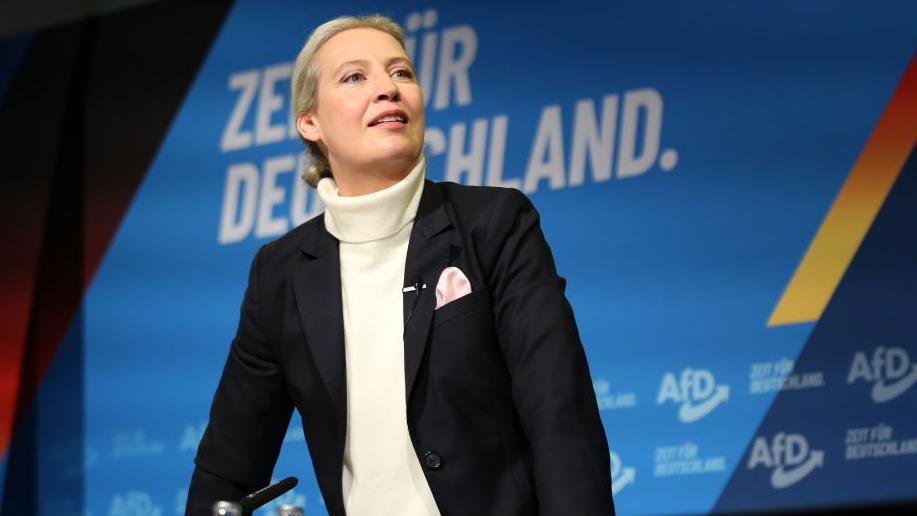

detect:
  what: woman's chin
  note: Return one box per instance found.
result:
[369,147,421,168]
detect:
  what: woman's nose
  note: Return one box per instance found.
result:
[373,75,400,102]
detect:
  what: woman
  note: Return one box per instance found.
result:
[187,15,613,516]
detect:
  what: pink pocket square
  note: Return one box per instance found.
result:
[435,266,472,309]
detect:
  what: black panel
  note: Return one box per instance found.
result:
[0,1,233,514]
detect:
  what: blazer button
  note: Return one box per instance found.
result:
[422,451,443,470]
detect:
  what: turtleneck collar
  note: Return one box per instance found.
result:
[316,156,426,243]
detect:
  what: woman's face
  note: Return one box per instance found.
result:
[300,28,425,182]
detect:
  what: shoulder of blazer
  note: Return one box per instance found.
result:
[247,212,332,285]
[433,181,536,241]
[434,180,530,219]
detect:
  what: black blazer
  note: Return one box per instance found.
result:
[187,180,614,515]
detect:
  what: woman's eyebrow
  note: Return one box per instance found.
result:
[333,59,369,77]
[386,57,411,67]
[332,57,413,77]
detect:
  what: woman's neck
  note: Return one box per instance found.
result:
[316,156,426,243]
[330,156,421,196]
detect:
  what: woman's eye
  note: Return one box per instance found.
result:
[392,68,415,80]
[342,72,365,84]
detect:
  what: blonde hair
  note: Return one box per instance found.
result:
[291,14,407,187]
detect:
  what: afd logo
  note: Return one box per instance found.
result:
[610,451,635,496]
[656,368,729,423]
[748,433,823,489]
[848,347,917,403]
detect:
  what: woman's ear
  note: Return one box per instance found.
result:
[297,112,322,143]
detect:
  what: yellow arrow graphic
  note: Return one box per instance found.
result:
[769,54,917,327]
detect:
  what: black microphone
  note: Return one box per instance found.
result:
[403,278,426,334]
[238,476,298,512]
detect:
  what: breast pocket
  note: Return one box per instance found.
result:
[432,289,492,328]
[428,288,503,415]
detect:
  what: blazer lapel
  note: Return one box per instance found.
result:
[291,218,347,442]
[288,181,452,432]
[403,181,452,402]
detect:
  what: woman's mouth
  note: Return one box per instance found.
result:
[369,110,409,127]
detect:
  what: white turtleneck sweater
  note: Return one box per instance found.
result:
[316,157,441,516]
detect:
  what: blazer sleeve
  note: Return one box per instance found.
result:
[483,188,614,515]
[186,245,294,515]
